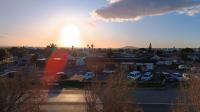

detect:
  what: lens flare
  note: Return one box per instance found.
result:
[42,49,69,87]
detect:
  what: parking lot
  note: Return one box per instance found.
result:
[0,63,189,89]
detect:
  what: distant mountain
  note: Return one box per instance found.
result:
[122,46,138,49]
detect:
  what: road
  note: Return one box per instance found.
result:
[133,88,177,112]
[41,88,178,112]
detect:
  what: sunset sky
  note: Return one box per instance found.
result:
[0,0,200,48]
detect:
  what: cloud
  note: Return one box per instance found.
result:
[177,6,200,16]
[92,0,200,22]
[0,34,9,38]
[107,0,120,3]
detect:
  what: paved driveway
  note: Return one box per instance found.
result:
[41,88,178,112]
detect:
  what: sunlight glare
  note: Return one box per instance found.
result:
[59,24,81,47]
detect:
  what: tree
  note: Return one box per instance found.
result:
[30,53,38,65]
[156,49,164,56]
[45,43,57,57]
[91,44,95,55]
[0,48,9,61]
[198,47,200,53]
[97,48,102,53]
[72,50,78,57]
[181,48,194,53]
[173,75,200,112]
[9,47,26,58]
[106,49,113,58]
[91,44,94,53]
[138,48,148,54]
[84,70,142,112]
[180,48,194,60]
[148,43,152,51]
[0,71,45,112]
[117,49,124,52]
[91,44,94,49]
[87,44,90,49]
[72,45,74,51]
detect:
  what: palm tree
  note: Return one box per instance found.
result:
[91,44,94,54]
[91,44,94,49]
[87,44,91,53]
[87,44,90,49]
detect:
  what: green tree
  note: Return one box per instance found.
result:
[198,47,200,53]
[9,47,26,58]
[180,48,194,60]
[30,53,38,65]
[45,43,57,57]
[72,50,78,57]
[156,49,164,56]
[106,49,113,58]
[149,43,152,51]
[0,48,9,61]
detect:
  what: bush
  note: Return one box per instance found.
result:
[0,72,45,112]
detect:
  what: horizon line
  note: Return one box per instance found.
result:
[0,45,199,49]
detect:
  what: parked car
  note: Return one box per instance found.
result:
[102,69,115,74]
[178,65,189,70]
[182,73,190,81]
[162,72,176,82]
[83,72,95,80]
[1,71,18,78]
[127,71,142,80]
[56,72,68,80]
[141,71,153,81]
[172,73,184,81]
[190,67,200,73]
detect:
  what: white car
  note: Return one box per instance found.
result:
[127,71,142,80]
[102,69,115,74]
[172,73,184,81]
[141,72,153,81]
[178,65,189,70]
[83,72,95,80]
[182,73,190,81]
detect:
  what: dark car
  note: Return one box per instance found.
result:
[56,72,68,80]
[1,71,18,79]
[162,72,176,82]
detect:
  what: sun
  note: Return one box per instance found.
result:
[59,24,81,47]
